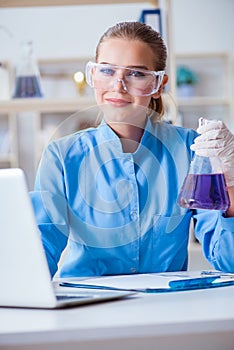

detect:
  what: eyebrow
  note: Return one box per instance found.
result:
[98,62,150,71]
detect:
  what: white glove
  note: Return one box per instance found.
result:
[190,117,234,187]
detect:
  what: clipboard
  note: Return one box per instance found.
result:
[60,271,234,294]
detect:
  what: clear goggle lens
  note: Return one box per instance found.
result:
[85,61,165,97]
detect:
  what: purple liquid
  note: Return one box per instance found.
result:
[178,173,230,210]
[13,75,43,98]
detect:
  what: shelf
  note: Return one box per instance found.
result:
[0,97,96,113]
[175,51,232,130]
[0,152,18,168]
[176,52,230,59]
[0,0,151,8]
[0,94,176,114]
[0,154,15,163]
[177,96,230,107]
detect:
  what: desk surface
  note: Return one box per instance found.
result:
[0,284,234,350]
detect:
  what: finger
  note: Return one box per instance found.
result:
[195,126,231,142]
[197,120,224,134]
[191,139,226,150]
[194,129,222,142]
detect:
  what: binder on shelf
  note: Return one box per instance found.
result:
[139,9,162,35]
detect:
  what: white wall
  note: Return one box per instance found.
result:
[0,2,153,62]
[171,0,234,54]
[0,0,233,63]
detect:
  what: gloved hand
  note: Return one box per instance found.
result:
[190,117,234,187]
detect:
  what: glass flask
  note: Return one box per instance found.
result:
[178,119,230,211]
[13,41,43,98]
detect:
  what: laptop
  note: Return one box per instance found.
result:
[0,168,132,309]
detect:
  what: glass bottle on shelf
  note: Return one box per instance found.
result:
[13,41,43,98]
[178,118,230,211]
[0,62,10,100]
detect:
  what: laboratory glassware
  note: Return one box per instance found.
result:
[13,41,43,98]
[178,118,230,211]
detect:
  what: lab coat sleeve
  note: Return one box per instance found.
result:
[30,142,69,278]
[193,210,234,272]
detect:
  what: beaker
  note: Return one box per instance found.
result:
[13,41,43,98]
[178,119,230,211]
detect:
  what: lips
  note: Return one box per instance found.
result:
[105,97,131,107]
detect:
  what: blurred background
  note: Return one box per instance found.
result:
[1,0,233,270]
[0,0,233,188]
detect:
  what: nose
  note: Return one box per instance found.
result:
[111,78,128,93]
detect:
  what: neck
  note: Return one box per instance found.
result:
[108,121,146,153]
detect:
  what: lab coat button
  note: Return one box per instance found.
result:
[130,211,137,220]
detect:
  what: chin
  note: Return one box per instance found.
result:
[101,103,147,122]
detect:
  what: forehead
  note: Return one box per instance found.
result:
[97,38,155,70]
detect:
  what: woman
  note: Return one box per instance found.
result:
[30,21,234,277]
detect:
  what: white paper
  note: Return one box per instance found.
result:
[65,271,228,290]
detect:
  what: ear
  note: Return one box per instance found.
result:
[152,74,168,99]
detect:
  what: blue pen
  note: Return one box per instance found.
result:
[169,276,219,290]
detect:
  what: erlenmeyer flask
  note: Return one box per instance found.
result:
[178,119,230,211]
[13,41,43,98]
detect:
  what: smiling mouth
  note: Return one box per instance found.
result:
[105,98,131,107]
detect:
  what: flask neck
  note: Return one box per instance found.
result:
[190,154,223,175]
[16,41,40,77]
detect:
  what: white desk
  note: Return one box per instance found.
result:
[0,284,234,350]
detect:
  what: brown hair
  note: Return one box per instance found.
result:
[95,21,168,119]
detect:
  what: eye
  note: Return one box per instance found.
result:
[99,66,115,76]
[127,69,146,78]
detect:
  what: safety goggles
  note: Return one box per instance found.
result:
[85,61,165,97]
